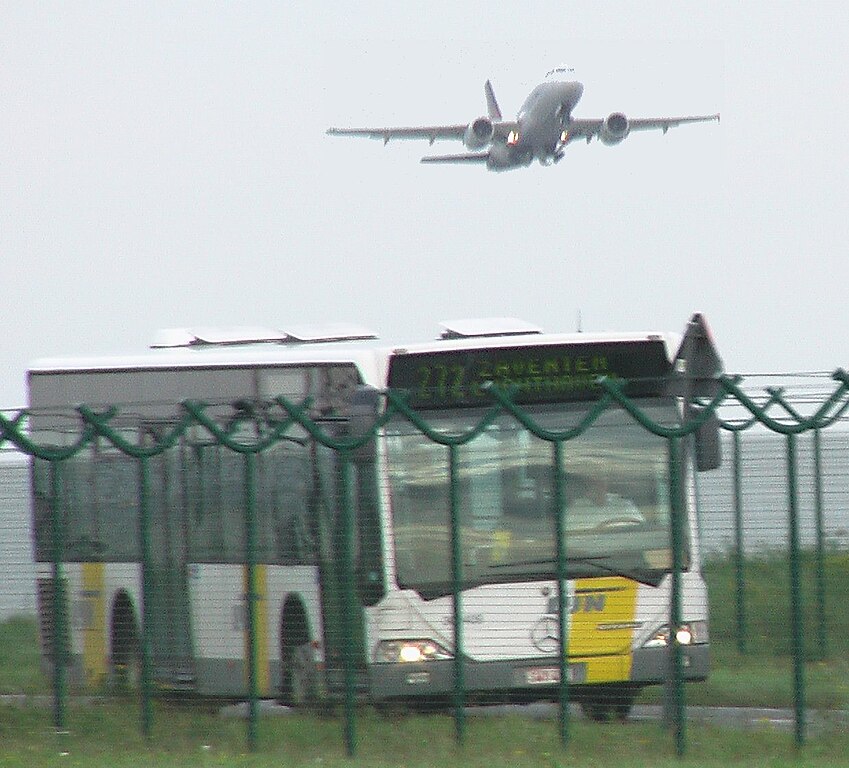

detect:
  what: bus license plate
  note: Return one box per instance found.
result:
[526,667,560,685]
[524,664,584,685]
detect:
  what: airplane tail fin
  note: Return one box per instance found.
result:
[484,80,502,121]
[421,151,489,165]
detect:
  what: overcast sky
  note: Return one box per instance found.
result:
[2,3,848,407]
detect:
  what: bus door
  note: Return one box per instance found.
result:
[313,441,383,697]
[143,426,195,690]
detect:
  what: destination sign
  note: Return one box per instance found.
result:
[387,340,673,408]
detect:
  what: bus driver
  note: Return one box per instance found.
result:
[567,469,644,531]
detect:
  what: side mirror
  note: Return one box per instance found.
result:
[673,313,723,400]
[674,314,723,471]
[693,410,721,472]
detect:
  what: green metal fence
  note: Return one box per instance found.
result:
[2,370,849,758]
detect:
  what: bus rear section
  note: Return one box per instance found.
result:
[27,339,381,700]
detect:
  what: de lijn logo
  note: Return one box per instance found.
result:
[530,593,607,653]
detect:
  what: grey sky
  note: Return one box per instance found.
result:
[1,3,846,407]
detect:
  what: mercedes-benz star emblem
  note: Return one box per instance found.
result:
[530,616,560,653]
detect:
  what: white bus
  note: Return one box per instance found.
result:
[28,317,720,719]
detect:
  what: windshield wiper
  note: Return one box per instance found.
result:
[566,555,664,587]
[488,555,663,587]
[486,557,563,568]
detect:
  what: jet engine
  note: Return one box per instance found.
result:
[485,143,533,172]
[599,112,630,145]
[463,117,494,150]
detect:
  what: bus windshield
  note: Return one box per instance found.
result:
[386,400,684,597]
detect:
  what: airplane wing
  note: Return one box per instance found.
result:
[566,114,720,143]
[327,125,468,145]
[328,80,514,146]
[327,120,519,146]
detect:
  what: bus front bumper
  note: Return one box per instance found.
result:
[369,644,709,702]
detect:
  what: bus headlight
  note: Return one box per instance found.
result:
[642,622,708,649]
[374,640,452,664]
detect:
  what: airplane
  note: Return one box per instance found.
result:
[327,68,719,172]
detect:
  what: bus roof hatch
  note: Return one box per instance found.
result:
[439,317,543,339]
[151,324,377,349]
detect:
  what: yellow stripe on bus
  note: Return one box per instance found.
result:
[80,562,107,689]
[568,576,638,684]
[244,564,270,695]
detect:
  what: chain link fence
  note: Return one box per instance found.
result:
[2,371,849,757]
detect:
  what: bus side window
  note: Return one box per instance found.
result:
[184,442,225,563]
[97,450,139,561]
[263,443,316,565]
[186,441,249,564]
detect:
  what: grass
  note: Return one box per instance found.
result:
[641,649,849,711]
[688,552,849,710]
[703,551,849,660]
[0,615,47,694]
[1,703,849,768]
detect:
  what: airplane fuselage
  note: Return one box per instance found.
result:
[513,80,584,166]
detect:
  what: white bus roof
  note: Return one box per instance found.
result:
[28,328,681,375]
[28,338,385,375]
[26,307,698,379]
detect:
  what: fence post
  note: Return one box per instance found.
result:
[812,429,827,658]
[244,452,259,753]
[667,436,686,757]
[552,441,570,748]
[338,451,358,758]
[786,433,806,746]
[49,461,68,735]
[448,444,466,746]
[137,456,154,738]
[732,430,747,655]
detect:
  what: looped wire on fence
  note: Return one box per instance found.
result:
[4,369,849,756]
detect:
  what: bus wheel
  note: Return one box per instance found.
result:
[580,686,636,722]
[581,697,612,722]
[281,640,319,707]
